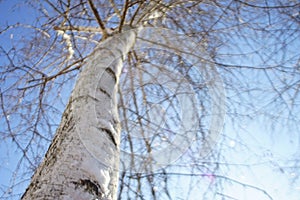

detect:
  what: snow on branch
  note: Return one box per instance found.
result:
[56,29,74,61]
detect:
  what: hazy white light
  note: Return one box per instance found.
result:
[229,140,236,148]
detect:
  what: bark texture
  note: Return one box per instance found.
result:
[21,29,138,200]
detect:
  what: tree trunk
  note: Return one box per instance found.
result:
[21,29,138,200]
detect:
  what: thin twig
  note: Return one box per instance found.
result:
[119,0,129,32]
[54,26,102,32]
[87,0,108,38]
[109,0,122,18]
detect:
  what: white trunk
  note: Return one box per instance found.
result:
[21,29,138,200]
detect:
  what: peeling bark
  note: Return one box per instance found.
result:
[21,28,138,200]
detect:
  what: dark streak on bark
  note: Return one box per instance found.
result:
[99,87,111,98]
[72,179,102,197]
[105,67,117,83]
[99,127,117,146]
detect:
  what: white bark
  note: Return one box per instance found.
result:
[21,29,138,200]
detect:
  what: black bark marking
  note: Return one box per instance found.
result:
[72,179,102,197]
[99,87,111,99]
[104,67,117,83]
[100,127,117,146]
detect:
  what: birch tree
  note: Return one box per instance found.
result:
[21,28,140,199]
[1,0,300,199]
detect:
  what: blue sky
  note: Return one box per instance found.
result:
[1,1,300,199]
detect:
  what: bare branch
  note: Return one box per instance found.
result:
[87,0,108,39]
